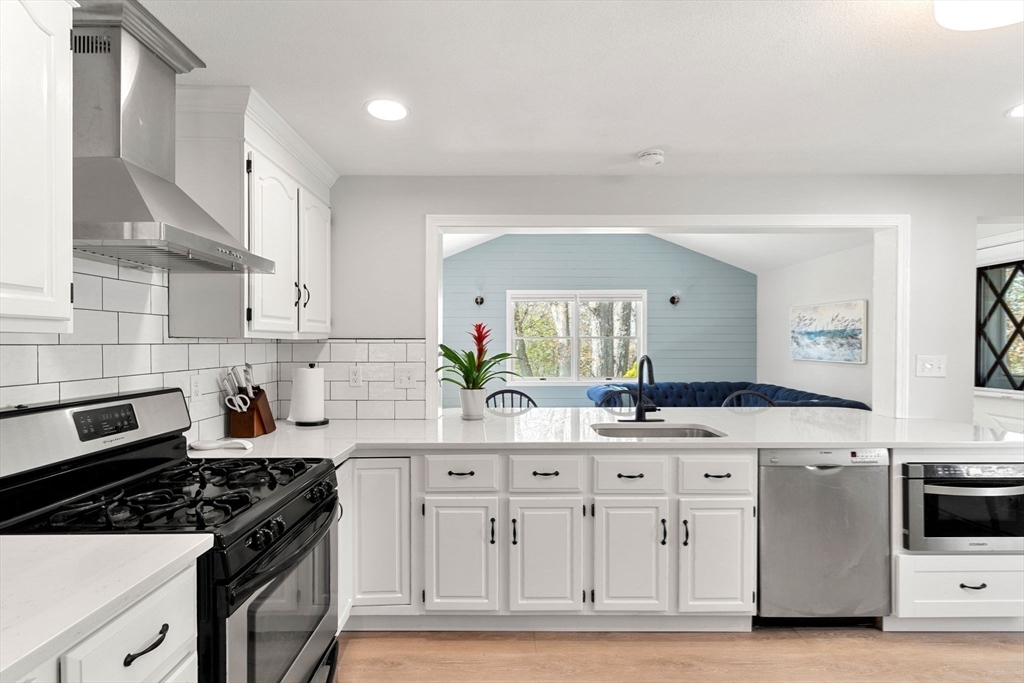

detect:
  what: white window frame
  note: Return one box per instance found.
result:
[506,289,647,386]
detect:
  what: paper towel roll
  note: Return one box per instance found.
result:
[288,364,328,426]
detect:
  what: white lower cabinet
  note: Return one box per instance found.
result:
[160,653,198,683]
[352,458,411,606]
[508,497,584,611]
[424,497,499,611]
[895,554,1024,619]
[677,498,755,613]
[593,497,670,612]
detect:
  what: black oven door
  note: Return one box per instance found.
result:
[224,495,339,683]
[908,479,1023,552]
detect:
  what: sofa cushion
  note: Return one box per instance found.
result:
[587,381,869,410]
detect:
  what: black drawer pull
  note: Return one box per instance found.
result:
[511,518,518,545]
[448,470,475,477]
[959,582,987,591]
[661,518,667,545]
[303,284,311,308]
[704,473,732,479]
[124,623,169,667]
[532,470,560,477]
[617,473,644,479]
[490,517,495,544]
[682,519,689,546]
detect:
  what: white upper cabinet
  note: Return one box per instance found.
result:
[424,496,499,611]
[508,497,583,612]
[593,497,669,612]
[678,498,755,613]
[170,87,338,340]
[248,149,300,334]
[0,0,74,333]
[298,191,332,335]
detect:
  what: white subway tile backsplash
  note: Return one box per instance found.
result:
[103,345,150,377]
[330,382,367,401]
[324,401,356,419]
[291,343,329,363]
[407,381,426,401]
[72,273,103,310]
[103,278,152,313]
[150,286,169,315]
[406,343,426,362]
[162,370,198,395]
[189,344,220,370]
[368,343,405,362]
[368,382,405,400]
[357,401,395,420]
[323,362,353,382]
[189,392,224,421]
[359,363,395,382]
[60,378,118,401]
[72,257,118,279]
[331,343,367,362]
[0,332,58,345]
[39,345,102,383]
[119,313,163,344]
[0,382,58,409]
[1,346,37,386]
[118,263,165,286]
[198,415,228,440]
[219,344,246,368]
[60,309,118,345]
[395,401,425,420]
[152,344,188,373]
[245,344,267,364]
[118,373,163,394]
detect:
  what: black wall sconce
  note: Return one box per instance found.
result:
[475,295,485,306]
[669,294,680,306]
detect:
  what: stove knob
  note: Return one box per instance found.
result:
[270,517,286,536]
[247,528,273,551]
[320,480,334,495]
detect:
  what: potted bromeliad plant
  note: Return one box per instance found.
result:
[436,323,519,420]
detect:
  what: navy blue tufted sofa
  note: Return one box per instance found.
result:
[586,381,870,410]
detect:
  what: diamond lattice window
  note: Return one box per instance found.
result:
[976,260,1024,391]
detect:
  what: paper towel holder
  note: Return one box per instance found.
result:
[294,363,330,427]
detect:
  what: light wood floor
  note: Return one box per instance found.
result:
[335,628,1024,683]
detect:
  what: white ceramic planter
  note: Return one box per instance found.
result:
[459,389,486,420]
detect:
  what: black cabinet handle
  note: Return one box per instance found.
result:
[661,519,667,545]
[704,473,732,479]
[123,623,169,667]
[532,470,559,477]
[448,470,475,477]
[490,517,495,544]
[959,582,987,590]
[294,282,301,306]
[682,519,689,546]
[512,518,518,545]
[303,284,310,308]
[617,473,644,479]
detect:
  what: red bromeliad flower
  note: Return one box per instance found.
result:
[470,323,491,368]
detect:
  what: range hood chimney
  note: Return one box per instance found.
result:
[71,0,274,274]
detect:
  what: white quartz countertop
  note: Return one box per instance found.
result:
[189,407,1024,467]
[0,534,212,681]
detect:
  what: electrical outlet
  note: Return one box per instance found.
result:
[916,355,947,378]
[396,369,416,389]
[190,375,202,400]
[349,366,363,387]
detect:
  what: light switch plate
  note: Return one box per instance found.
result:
[190,375,202,400]
[349,366,363,387]
[396,369,416,389]
[916,355,947,378]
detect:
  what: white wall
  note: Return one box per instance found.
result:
[330,174,1024,421]
[756,243,873,406]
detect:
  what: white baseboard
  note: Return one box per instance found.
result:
[345,614,752,632]
[882,616,1024,632]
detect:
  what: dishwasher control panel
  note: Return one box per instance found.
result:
[760,448,889,467]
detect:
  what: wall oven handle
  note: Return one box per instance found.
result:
[229,498,337,604]
[923,484,1024,497]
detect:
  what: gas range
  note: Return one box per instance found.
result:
[0,389,340,683]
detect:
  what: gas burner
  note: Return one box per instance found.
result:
[201,459,278,489]
[139,490,256,530]
[157,461,205,487]
[49,489,125,527]
[268,459,308,484]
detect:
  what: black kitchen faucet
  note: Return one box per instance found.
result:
[620,355,664,423]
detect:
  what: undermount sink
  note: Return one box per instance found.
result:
[591,423,726,438]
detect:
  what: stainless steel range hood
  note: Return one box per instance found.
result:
[71,0,274,274]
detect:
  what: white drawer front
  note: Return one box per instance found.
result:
[62,566,197,683]
[160,652,198,683]
[593,456,667,493]
[425,455,498,491]
[897,554,1024,619]
[678,456,754,494]
[509,455,583,492]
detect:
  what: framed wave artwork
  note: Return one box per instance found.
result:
[789,300,867,364]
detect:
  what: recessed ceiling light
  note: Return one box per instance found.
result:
[934,0,1024,31]
[1009,104,1024,118]
[366,99,408,121]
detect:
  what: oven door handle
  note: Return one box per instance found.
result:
[229,498,338,605]
[923,484,1024,497]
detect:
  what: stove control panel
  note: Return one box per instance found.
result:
[72,403,138,442]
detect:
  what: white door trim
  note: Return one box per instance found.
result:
[425,214,911,419]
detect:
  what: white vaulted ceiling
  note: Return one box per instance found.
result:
[142,0,1023,176]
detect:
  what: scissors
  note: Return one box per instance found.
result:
[222,374,250,413]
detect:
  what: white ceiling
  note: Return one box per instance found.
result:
[143,0,1023,176]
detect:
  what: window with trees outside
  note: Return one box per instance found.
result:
[506,290,646,384]
[976,260,1023,391]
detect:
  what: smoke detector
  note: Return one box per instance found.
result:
[637,149,664,167]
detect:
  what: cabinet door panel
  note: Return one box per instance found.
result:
[425,497,498,611]
[593,497,669,612]
[0,0,73,327]
[352,459,410,606]
[248,149,298,333]
[298,191,331,334]
[678,498,755,613]
[509,497,583,612]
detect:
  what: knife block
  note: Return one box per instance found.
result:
[228,387,277,438]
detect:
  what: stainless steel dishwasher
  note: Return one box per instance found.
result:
[759,448,890,618]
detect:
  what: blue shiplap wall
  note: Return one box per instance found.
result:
[442,234,756,407]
